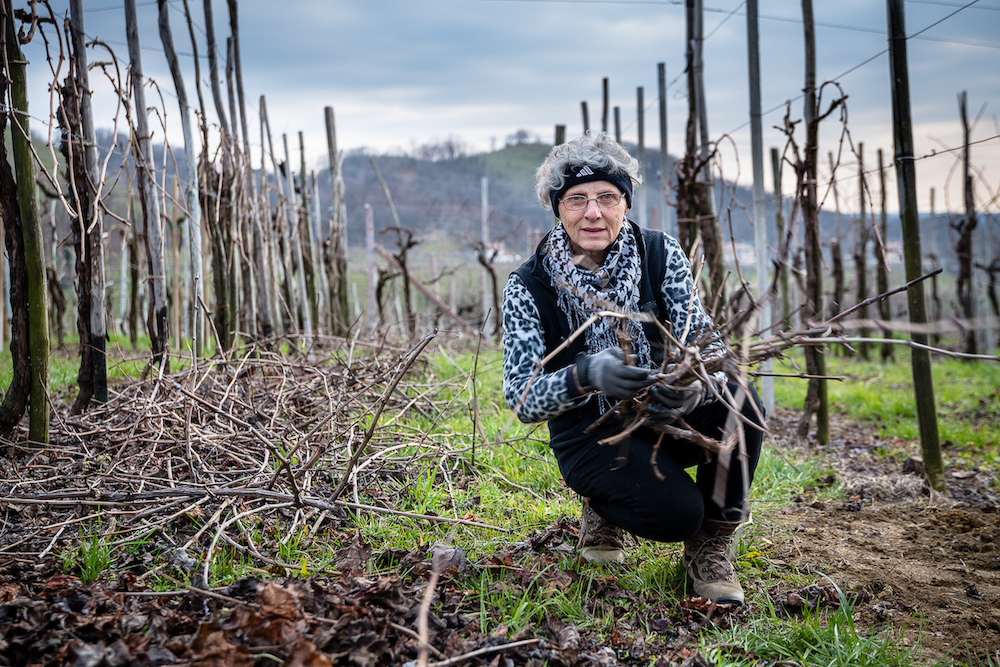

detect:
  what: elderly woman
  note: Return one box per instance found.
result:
[502,132,764,606]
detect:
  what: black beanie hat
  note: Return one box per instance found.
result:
[549,164,633,215]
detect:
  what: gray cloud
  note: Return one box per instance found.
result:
[20,0,1000,211]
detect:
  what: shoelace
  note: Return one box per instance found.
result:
[693,534,735,580]
[583,507,621,545]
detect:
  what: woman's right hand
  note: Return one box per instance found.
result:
[576,347,655,400]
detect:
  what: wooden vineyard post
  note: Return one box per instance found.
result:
[601,77,609,133]
[227,0,273,341]
[169,179,183,352]
[636,86,648,230]
[877,149,894,361]
[855,143,870,360]
[284,133,311,338]
[657,62,673,237]
[746,0,773,413]
[2,0,49,442]
[771,147,790,325]
[261,96,296,334]
[127,192,140,348]
[236,23,276,344]
[684,0,725,304]
[886,0,944,492]
[203,0,230,139]
[227,0,252,170]
[158,0,204,359]
[365,204,377,332]
[828,152,845,330]
[256,105,279,340]
[325,106,350,336]
[310,170,329,331]
[299,132,321,331]
[225,37,250,340]
[125,0,169,368]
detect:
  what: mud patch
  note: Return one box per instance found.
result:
[766,409,1000,665]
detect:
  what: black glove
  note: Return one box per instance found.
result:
[644,370,713,422]
[576,348,655,400]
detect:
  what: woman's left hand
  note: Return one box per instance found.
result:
[644,381,706,421]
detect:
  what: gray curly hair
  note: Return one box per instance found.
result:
[534,131,641,211]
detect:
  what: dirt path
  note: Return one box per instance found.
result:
[766,409,1000,665]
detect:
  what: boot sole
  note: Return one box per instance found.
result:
[579,546,626,563]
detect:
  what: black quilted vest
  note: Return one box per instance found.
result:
[511,221,669,468]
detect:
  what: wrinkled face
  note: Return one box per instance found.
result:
[558,180,628,265]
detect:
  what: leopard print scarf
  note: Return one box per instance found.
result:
[542,223,653,409]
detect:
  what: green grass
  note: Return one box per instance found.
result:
[0,330,210,393]
[709,591,940,667]
[62,528,113,585]
[209,546,257,587]
[772,348,1000,478]
[468,565,588,635]
[17,338,998,664]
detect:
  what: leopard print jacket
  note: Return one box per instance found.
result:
[502,232,721,424]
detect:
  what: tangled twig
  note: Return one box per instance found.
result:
[0,338,510,578]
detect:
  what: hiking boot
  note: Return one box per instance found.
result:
[683,517,748,606]
[577,497,625,563]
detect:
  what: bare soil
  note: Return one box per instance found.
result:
[766,408,1000,666]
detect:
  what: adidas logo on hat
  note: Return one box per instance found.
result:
[575,165,595,177]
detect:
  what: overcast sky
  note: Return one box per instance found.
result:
[20,0,1000,216]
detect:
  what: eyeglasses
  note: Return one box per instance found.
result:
[560,192,622,211]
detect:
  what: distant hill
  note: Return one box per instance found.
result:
[338,142,551,254]
[331,141,833,258]
[28,130,961,272]
[328,142,960,271]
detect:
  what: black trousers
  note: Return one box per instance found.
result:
[561,382,765,543]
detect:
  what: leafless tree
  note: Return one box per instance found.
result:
[465,234,502,341]
[381,226,422,339]
[977,259,1000,320]
[677,0,726,305]
[62,1,110,411]
[953,91,978,356]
